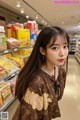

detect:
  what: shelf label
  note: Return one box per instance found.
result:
[4,50,9,53]
[11,73,15,77]
[14,48,18,51]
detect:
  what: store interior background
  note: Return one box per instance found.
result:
[0,0,80,120]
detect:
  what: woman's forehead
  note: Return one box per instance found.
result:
[54,35,67,45]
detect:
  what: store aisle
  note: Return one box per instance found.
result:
[55,55,80,120]
[6,55,80,120]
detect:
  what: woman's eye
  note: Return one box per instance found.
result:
[64,45,68,49]
[52,47,58,50]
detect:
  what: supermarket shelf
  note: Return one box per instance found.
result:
[21,55,30,59]
[0,46,33,55]
[75,54,80,63]
[0,70,20,83]
[0,96,15,112]
[76,50,80,54]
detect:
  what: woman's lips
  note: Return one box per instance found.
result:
[57,59,65,62]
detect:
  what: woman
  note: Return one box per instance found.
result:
[12,27,69,120]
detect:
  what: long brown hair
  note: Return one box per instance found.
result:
[15,27,70,101]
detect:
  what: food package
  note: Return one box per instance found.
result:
[16,28,31,47]
[0,65,7,80]
[6,23,23,38]
[6,25,12,38]
[8,76,17,95]
[0,81,12,104]
[0,57,19,75]
[11,23,23,38]
[0,26,5,33]
[0,33,7,51]
[0,93,3,108]
[0,20,6,27]
[19,48,32,57]
[3,54,24,68]
[7,38,20,49]
[24,20,37,33]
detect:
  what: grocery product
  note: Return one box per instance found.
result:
[7,38,20,49]
[3,54,24,68]
[0,93,3,108]
[0,57,19,75]
[8,77,17,95]
[16,28,31,47]
[24,21,38,46]
[0,66,7,80]
[0,81,12,104]
[19,48,32,57]
[0,32,7,51]
[6,23,23,38]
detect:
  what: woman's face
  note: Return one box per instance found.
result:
[45,35,69,66]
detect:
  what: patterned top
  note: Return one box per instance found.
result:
[12,67,66,120]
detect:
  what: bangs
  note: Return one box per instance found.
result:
[47,33,69,48]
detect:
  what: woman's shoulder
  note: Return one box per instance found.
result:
[23,75,46,103]
[24,75,45,96]
[29,75,45,88]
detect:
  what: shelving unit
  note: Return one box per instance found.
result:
[0,96,15,112]
[0,70,19,112]
[69,37,77,54]
[0,46,33,111]
[0,46,32,55]
[75,39,80,63]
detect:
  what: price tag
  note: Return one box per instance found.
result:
[4,50,9,53]
[14,48,18,51]
[11,73,15,77]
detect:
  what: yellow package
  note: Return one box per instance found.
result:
[0,93,3,108]
[0,58,19,75]
[17,29,31,47]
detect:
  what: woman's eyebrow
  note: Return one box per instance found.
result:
[53,43,68,46]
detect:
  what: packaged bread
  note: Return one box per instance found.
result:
[0,65,7,80]
[0,93,3,108]
[7,38,20,49]
[0,81,12,104]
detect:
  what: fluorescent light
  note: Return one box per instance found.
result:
[26,16,29,19]
[21,8,24,13]
[78,25,80,28]
[16,0,20,7]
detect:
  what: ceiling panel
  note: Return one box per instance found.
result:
[0,0,80,33]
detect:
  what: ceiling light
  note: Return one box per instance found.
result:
[16,0,20,7]
[78,25,80,28]
[21,8,24,13]
[26,15,29,19]
[36,15,38,19]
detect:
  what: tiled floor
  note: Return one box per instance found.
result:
[6,55,80,120]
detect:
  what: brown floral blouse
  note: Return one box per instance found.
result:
[12,67,66,120]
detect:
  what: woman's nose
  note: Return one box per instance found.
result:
[59,49,64,57]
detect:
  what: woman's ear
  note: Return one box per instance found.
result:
[39,47,45,55]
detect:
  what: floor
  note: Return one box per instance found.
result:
[6,55,80,120]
